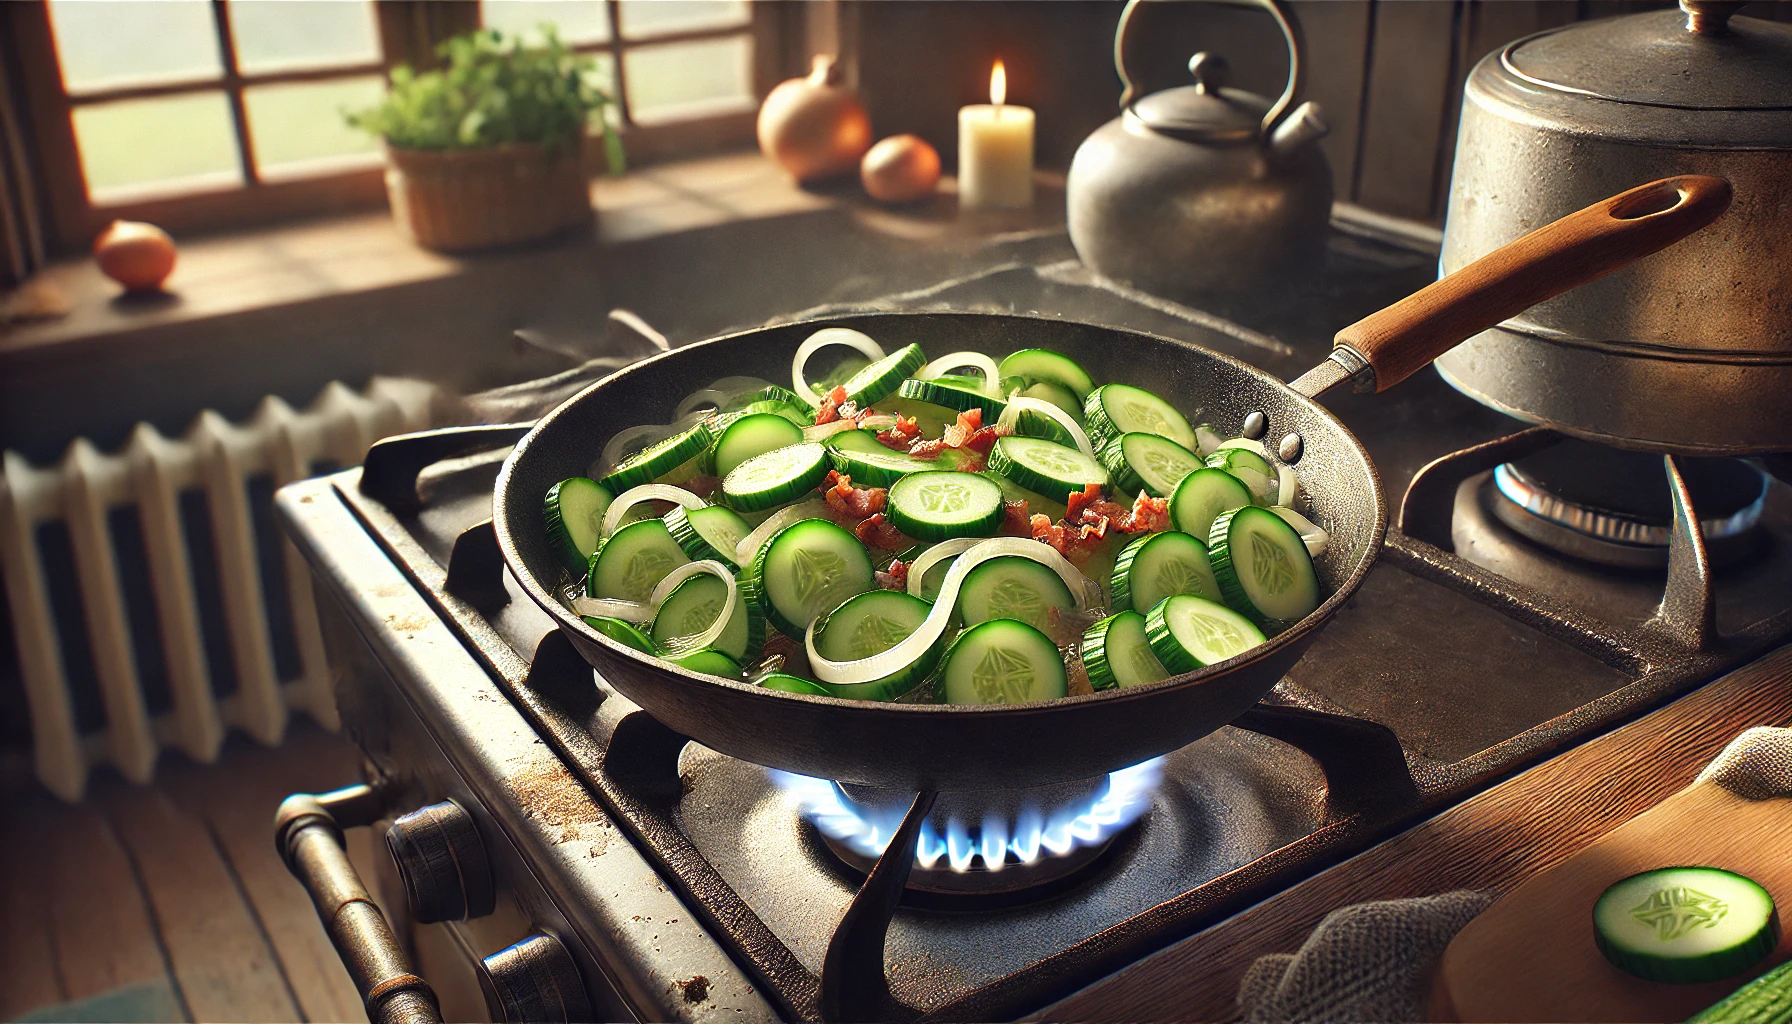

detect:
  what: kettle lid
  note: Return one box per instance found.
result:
[1503,1,1792,109]
[1129,53,1268,142]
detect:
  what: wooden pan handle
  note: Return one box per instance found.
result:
[1335,174,1732,394]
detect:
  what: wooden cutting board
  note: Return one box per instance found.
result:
[1434,780,1792,1023]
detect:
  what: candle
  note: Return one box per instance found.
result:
[958,60,1034,210]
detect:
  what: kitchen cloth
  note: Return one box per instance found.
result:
[1238,726,1792,1024]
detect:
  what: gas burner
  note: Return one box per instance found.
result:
[1487,440,1769,569]
[775,760,1162,896]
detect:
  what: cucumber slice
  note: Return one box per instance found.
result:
[886,471,1006,541]
[1019,380,1086,424]
[813,590,943,701]
[938,619,1069,705]
[826,428,888,455]
[1100,432,1204,497]
[1082,610,1170,690]
[1169,468,1254,542]
[728,384,803,410]
[873,395,956,438]
[543,477,613,574]
[756,672,832,696]
[826,431,934,488]
[663,504,751,565]
[741,518,876,638]
[1688,947,1792,1022]
[586,519,691,603]
[1111,531,1223,613]
[1208,505,1321,626]
[599,421,713,491]
[713,413,805,477]
[581,615,657,654]
[1595,867,1778,985]
[1083,383,1197,452]
[841,343,928,407]
[897,377,1008,419]
[998,348,1095,401]
[737,399,812,427]
[986,436,1110,501]
[1144,594,1268,673]
[667,647,742,677]
[651,573,763,662]
[721,442,831,513]
[955,555,1076,632]
[1207,446,1275,479]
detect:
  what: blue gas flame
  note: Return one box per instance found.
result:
[773,758,1164,871]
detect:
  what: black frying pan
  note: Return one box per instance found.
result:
[492,176,1728,791]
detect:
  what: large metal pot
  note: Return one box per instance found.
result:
[1436,0,1792,455]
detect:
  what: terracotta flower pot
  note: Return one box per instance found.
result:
[383,141,592,252]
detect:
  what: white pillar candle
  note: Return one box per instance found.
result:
[958,60,1034,210]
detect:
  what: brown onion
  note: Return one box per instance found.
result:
[93,220,176,292]
[860,134,941,203]
[757,55,872,183]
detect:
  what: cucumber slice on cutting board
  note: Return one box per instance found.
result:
[955,555,1077,633]
[1081,610,1170,690]
[812,590,942,701]
[886,471,1006,541]
[543,477,612,574]
[650,572,763,662]
[1689,952,1792,1022]
[986,436,1110,501]
[721,442,831,513]
[1111,531,1222,614]
[1144,594,1267,673]
[938,618,1069,705]
[741,518,876,638]
[1209,505,1320,626]
[1595,867,1779,985]
[587,519,691,604]
[1083,383,1197,452]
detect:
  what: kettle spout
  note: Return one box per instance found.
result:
[1269,101,1329,163]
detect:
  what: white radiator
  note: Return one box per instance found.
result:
[0,378,445,801]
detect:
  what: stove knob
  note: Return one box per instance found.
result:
[384,800,495,923]
[479,933,592,1024]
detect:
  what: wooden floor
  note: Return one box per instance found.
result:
[0,723,374,1024]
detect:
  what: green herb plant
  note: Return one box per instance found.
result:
[348,27,624,173]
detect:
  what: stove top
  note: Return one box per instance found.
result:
[277,224,1792,1023]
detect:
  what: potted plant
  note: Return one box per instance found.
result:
[348,28,624,252]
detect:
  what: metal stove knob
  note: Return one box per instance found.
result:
[479,933,592,1024]
[384,800,495,923]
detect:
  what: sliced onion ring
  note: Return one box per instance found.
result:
[792,328,885,407]
[1269,506,1330,558]
[918,351,1002,392]
[734,499,834,566]
[598,423,677,476]
[1217,436,1271,458]
[673,376,773,420]
[996,397,1094,456]
[1194,425,1224,456]
[1231,466,1278,504]
[806,537,1099,686]
[1276,463,1299,509]
[600,484,706,540]
[649,560,738,656]
[569,595,655,622]
[903,537,983,598]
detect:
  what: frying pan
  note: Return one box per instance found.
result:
[492,175,1729,792]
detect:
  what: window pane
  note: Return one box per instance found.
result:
[482,0,610,45]
[245,76,384,178]
[48,0,222,94]
[623,37,753,124]
[229,0,380,75]
[72,92,242,202]
[585,53,620,129]
[617,1,748,39]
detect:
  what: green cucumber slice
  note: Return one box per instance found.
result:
[1207,445,1275,478]
[841,343,928,407]
[812,590,943,701]
[986,436,1110,501]
[650,573,763,662]
[1208,505,1321,626]
[667,647,742,677]
[741,518,876,638]
[873,395,957,438]
[1688,946,1792,1022]
[663,504,751,565]
[938,619,1069,705]
[955,555,1076,632]
[1595,867,1779,985]
[998,349,1095,401]
[1019,380,1086,424]
[1169,467,1254,542]
[714,413,805,477]
[1081,610,1170,690]
[543,477,612,574]
[1100,432,1204,497]
[897,377,1008,420]
[1110,531,1222,613]
[581,615,657,654]
[586,519,691,603]
[737,399,812,427]
[721,442,831,513]
[825,428,888,455]
[826,431,933,488]
[599,421,713,491]
[1144,594,1268,673]
[1083,383,1197,452]
[886,471,1006,541]
[756,672,832,696]
[728,384,803,410]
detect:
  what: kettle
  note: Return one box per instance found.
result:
[1067,0,1332,299]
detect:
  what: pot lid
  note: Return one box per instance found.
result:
[1128,53,1267,142]
[1502,3,1792,110]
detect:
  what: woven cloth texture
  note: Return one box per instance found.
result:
[1696,726,1792,800]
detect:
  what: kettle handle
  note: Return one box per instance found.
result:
[1114,0,1305,138]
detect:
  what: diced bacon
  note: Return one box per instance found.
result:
[876,415,921,451]
[1001,499,1032,537]
[881,559,911,591]
[906,407,1009,463]
[814,385,852,425]
[1064,482,1169,534]
[854,512,910,551]
[1030,512,1107,566]
[822,470,887,519]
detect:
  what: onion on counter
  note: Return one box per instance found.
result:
[757,55,872,183]
[860,134,941,203]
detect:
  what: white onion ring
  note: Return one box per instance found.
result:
[648,560,738,655]
[806,537,1099,685]
[569,595,655,622]
[600,484,705,540]
[1276,463,1299,509]
[1194,426,1224,456]
[673,376,773,420]
[1269,506,1330,558]
[996,397,1094,456]
[792,328,885,407]
[733,499,833,566]
[918,351,1002,392]
[802,419,861,442]
[1231,466,1278,504]
[903,537,983,598]
[1217,437,1271,458]
[598,423,677,476]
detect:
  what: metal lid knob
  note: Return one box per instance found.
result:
[479,933,592,1024]
[1188,52,1227,94]
[384,800,495,924]
[1681,0,1746,35]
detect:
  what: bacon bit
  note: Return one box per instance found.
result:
[814,385,853,425]
[906,407,1010,462]
[1030,512,1108,566]
[883,559,911,590]
[854,512,910,551]
[1064,483,1169,534]
[1001,499,1032,537]
[876,415,921,451]
[822,470,887,519]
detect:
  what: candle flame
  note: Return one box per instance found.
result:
[990,59,1006,107]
